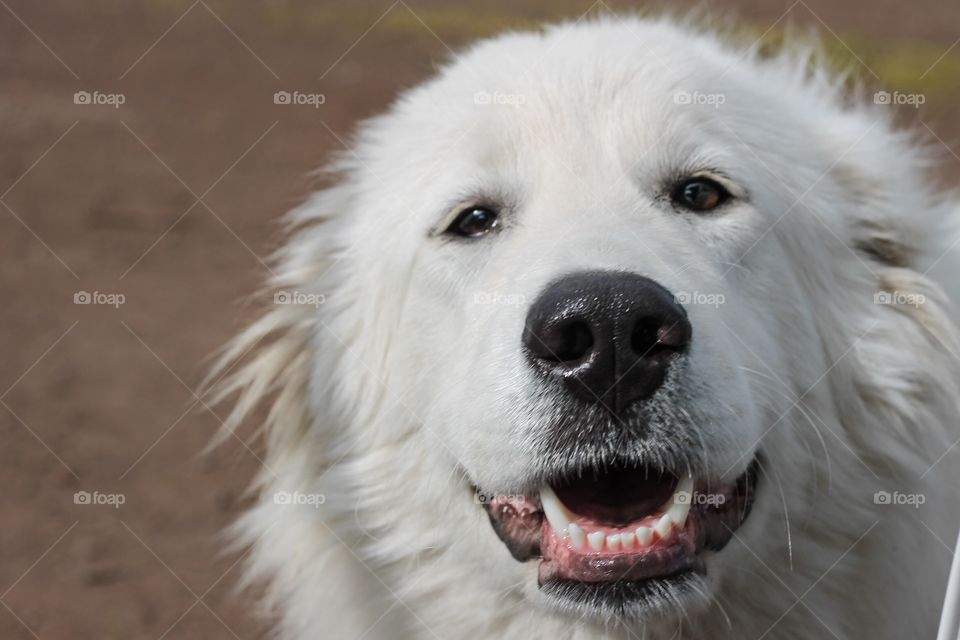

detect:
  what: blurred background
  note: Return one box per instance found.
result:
[1,0,958,637]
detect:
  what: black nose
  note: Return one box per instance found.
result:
[522,271,692,414]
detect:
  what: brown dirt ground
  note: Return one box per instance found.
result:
[1,1,958,638]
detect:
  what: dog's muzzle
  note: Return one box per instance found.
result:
[479,270,758,607]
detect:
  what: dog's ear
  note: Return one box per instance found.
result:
[822,138,960,466]
[203,175,355,458]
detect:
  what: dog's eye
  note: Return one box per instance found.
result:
[671,178,730,212]
[447,206,499,238]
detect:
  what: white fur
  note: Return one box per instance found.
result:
[210,16,960,640]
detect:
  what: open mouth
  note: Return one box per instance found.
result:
[482,458,759,601]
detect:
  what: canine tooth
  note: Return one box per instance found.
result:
[568,523,586,549]
[587,531,606,551]
[539,485,572,534]
[674,476,694,503]
[635,526,653,546]
[606,534,621,551]
[621,532,636,549]
[654,514,674,539]
[669,497,691,527]
[669,476,695,527]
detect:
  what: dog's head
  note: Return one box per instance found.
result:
[218,17,960,637]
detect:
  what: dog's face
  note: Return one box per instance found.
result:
[315,21,865,629]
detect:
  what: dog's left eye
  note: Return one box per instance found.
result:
[446,206,499,238]
[671,178,730,212]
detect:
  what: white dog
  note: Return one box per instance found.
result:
[211,16,960,640]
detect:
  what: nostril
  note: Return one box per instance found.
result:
[631,317,690,358]
[551,320,594,363]
[630,318,666,357]
[657,318,692,351]
[524,318,593,365]
[524,317,595,366]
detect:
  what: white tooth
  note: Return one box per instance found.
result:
[587,531,606,551]
[654,514,674,540]
[668,476,695,527]
[659,475,692,510]
[635,526,653,546]
[669,497,691,527]
[568,523,586,549]
[606,534,621,551]
[621,532,636,549]
[539,485,572,534]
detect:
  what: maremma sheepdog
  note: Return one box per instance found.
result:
[209,15,960,640]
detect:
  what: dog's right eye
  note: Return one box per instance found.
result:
[670,177,731,212]
[446,206,499,238]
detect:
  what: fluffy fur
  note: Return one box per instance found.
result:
[210,16,960,640]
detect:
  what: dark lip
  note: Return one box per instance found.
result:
[539,570,704,616]
[481,457,760,597]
